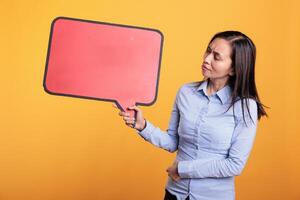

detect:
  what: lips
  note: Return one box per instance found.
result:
[202,64,211,71]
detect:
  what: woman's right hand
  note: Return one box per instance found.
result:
[113,103,146,131]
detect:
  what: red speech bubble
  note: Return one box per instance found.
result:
[43,17,163,117]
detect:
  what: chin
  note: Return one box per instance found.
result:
[201,72,210,79]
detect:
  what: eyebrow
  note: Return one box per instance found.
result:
[207,46,223,57]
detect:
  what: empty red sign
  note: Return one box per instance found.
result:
[43,17,163,116]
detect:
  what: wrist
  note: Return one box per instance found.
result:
[137,119,147,131]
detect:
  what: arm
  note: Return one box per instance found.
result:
[135,90,181,153]
[178,99,258,178]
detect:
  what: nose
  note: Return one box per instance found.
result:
[203,52,213,64]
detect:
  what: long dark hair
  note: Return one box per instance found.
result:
[207,31,268,122]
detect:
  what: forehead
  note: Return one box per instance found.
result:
[209,38,232,58]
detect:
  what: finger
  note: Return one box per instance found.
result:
[124,117,135,120]
[126,123,135,128]
[174,176,180,182]
[170,174,179,182]
[123,116,130,121]
[124,119,132,124]
[124,116,135,121]
[127,119,136,124]
[119,112,126,116]
[127,105,140,112]
[125,120,135,124]
[119,111,129,117]
[126,119,135,124]
[170,175,176,182]
[112,103,118,108]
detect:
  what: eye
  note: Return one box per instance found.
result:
[214,55,220,60]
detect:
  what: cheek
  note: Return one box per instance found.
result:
[212,62,232,75]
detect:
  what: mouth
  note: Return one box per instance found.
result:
[201,64,211,71]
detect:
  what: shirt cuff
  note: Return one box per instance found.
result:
[135,120,155,141]
[178,160,193,178]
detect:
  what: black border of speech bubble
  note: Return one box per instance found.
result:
[43,16,164,112]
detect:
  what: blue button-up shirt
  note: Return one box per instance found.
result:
[136,80,258,200]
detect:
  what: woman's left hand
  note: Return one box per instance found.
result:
[166,160,181,182]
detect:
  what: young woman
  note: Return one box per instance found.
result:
[116,31,267,200]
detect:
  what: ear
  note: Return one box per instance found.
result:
[229,67,235,76]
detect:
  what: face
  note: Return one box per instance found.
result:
[202,38,234,82]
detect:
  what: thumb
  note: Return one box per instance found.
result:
[127,105,140,112]
[112,103,118,109]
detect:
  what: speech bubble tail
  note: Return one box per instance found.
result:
[116,99,137,118]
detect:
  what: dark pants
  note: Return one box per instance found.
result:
[164,189,190,200]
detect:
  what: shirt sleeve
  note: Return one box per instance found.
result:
[135,89,181,153]
[178,99,258,178]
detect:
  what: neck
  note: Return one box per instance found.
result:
[207,78,228,95]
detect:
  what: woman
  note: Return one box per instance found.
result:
[116,31,267,200]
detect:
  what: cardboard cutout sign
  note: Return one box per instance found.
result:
[43,17,163,117]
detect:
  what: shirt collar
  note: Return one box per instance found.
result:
[196,80,232,104]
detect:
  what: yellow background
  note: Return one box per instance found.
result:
[1,0,300,199]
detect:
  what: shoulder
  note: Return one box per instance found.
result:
[233,98,258,122]
[233,98,257,110]
[177,81,203,95]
